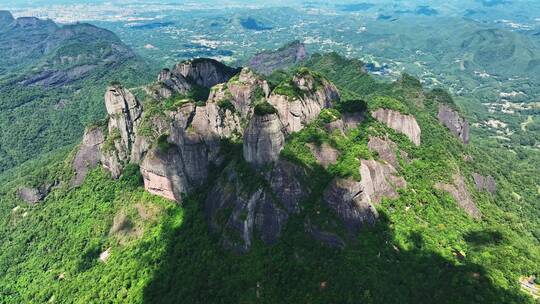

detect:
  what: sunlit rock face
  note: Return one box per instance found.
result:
[372,109,421,146]
[437,105,470,144]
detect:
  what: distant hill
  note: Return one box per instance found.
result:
[0,11,152,173]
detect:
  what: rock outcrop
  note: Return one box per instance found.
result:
[323,178,378,235]
[269,71,339,133]
[325,112,364,134]
[101,85,143,178]
[17,181,57,204]
[72,126,105,186]
[435,174,481,219]
[173,58,238,88]
[206,159,308,252]
[248,40,308,75]
[367,136,408,168]
[437,105,469,144]
[372,109,421,146]
[140,147,187,201]
[472,173,496,194]
[149,68,192,99]
[359,159,407,203]
[104,85,142,158]
[243,113,285,167]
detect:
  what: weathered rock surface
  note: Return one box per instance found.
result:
[173,58,239,88]
[323,178,378,235]
[140,147,187,201]
[437,105,469,144]
[266,160,309,213]
[372,109,421,146]
[243,113,285,167]
[72,126,105,186]
[224,68,270,118]
[307,143,340,168]
[104,85,142,158]
[248,40,308,75]
[368,136,408,168]
[269,72,339,133]
[435,174,481,219]
[205,164,288,252]
[360,159,407,203]
[472,173,496,194]
[17,181,57,204]
[149,68,192,99]
[325,112,364,134]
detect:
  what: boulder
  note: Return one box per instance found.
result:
[435,174,481,219]
[359,159,407,203]
[437,105,469,144]
[372,109,421,146]
[173,58,238,88]
[243,113,285,167]
[72,126,105,186]
[17,181,57,204]
[472,173,496,194]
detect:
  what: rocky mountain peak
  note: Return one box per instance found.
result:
[249,40,308,75]
[243,111,285,167]
[173,58,239,88]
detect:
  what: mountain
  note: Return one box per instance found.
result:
[248,40,307,75]
[0,11,152,173]
[1,43,539,303]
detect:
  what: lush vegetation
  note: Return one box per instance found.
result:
[1,53,539,303]
[253,102,277,116]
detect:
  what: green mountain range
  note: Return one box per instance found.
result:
[1,32,539,304]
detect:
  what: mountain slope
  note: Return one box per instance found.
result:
[0,49,539,303]
[0,11,153,173]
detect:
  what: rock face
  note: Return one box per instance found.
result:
[368,136,408,168]
[269,71,339,134]
[243,113,285,167]
[435,174,481,219]
[437,105,469,144]
[173,58,238,88]
[323,178,378,235]
[149,68,192,99]
[72,126,105,186]
[248,40,308,75]
[17,181,57,204]
[225,68,270,118]
[359,159,407,203]
[325,112,364,134]
[140,147,186,201]
[206,160,308,252]
[472,173,496,194]
[372,109,421,146]
[307,143,340,168]
[104,85,142,156]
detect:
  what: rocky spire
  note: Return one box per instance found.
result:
[243,110,285,167]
